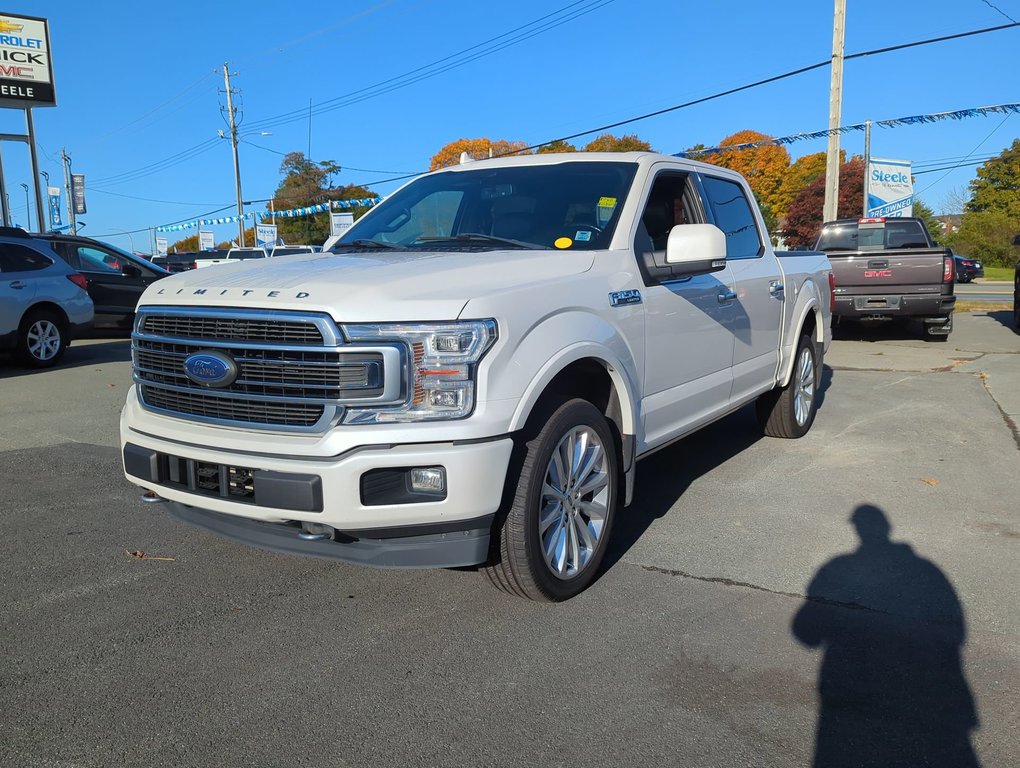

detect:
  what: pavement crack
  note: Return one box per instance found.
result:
[977,373,1020,451]
[639,564,881,613]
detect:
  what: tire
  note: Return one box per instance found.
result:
[923,315,952,342]
[1013,288,1019,330]
[484,398,618,602]
[756,334,819,439]
[17,310,67,368]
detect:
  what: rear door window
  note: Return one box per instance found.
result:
[76,246,127,273]
[700,175,763,260]
[0,243,54,272]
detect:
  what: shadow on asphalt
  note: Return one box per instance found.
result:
[793,504,982,767]
[602,364,835,574]
[0,338,132,379]
[978,310,1018,334]
[831,318,925,343]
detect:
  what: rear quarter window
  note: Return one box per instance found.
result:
[0,243,54,272]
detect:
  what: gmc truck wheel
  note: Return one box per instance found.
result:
[484,398,618,602]
[17,310,68,369]
[756,334,819,439]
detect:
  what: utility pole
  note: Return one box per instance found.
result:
[61,148,77,235]
[0,144,10,227]
[223,63,245,246]
[862,119,872,217]
[822,0,846,223]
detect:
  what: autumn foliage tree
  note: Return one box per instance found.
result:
[536,139,577,154]
[429,138,531,170]
[701,130,790,225]
[773,151,829,222]
[781,157,865,248]
[582,133,652,152]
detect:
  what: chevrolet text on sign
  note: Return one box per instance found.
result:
[0,13,55,107]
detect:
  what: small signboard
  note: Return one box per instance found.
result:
[330,212,354,237]
[0,13,56,108]
[198,230,214,251]
[155,237,168,256]
[866,158,913,218]
[255,223,278,249]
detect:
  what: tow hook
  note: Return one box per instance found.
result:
[298,523,335,541]
[140,491,167,504]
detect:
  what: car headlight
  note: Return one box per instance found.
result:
[340,320,497,423]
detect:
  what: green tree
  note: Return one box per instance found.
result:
[946,139,1020,266]
[966,138,1020,218]
[271,152,377,244]
[912,198,943,245]
[582,133,652,152]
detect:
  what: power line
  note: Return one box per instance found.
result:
[90,188,230,206]
[90,139,220,187]
[915,113,1012,192]
[92,203,236,238]
[516,21,1020,153]
[239,139,416,174]
[977,0,1016,23]
[244,0,614,132]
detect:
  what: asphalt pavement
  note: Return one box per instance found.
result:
[1,313,1018,768]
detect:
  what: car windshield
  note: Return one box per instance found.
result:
[229,249,266,259]
[334,161,638,252]
[817,220,930,251]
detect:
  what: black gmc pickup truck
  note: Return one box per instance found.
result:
[816,217,955,340]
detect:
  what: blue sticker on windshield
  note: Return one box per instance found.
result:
[575,230,592,242]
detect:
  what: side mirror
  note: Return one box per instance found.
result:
[665,223,727,276]
[121,263,142,277]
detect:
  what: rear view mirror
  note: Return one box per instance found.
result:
[665,224,727,277]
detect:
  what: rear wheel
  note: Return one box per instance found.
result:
[757,334,819,439]
[484,398,618,602]
[1013,283,1019,329]
[17,310,67,368]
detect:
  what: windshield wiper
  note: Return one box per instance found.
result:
[415,233,541,250]
[333,239,402,250]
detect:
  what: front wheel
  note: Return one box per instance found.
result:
[17,310,67,368]
[1013,293,1019,330]
[756,334,819,439]
[484,398,618,602]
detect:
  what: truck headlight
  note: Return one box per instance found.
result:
[340,320,497,423]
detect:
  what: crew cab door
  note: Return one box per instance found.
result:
[698,173,783,404]
[634,169,736,450]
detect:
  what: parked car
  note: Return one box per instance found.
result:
[1012,234,1020,329]
[816,217,956,340]
[121,152,833,601]
[952,252,984,283]
[41,233,170,330]
[0,227,94,367]
[151,252,200,273]
[270,245,321,257]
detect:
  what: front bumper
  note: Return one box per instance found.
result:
[833,293,955,319]
[121,424,514,566]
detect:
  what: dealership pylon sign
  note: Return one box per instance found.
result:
[866,158,913,218]
[0,13,55,108]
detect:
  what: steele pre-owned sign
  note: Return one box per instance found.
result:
[0,13,55,107]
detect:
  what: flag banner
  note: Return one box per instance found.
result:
[674,102,1020,158]
[155,197,381,233]
[47,186,62,228]
[71,174,86,214]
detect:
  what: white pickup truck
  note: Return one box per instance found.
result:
[121,152,832,601]
[193,247,268,269]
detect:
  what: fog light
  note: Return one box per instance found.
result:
[410,467,446,493]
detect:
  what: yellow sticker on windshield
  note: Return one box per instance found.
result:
[554,237,573,249]
[597,196,617,208]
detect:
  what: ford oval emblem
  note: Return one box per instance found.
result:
[183,351,237,387]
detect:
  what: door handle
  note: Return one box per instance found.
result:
[769,280,785,298]
[717,290,738,304]
[8,280,25,289]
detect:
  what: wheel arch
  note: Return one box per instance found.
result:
[21,301,71,331]
[778,287,824,387]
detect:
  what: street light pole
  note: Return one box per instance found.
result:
[223,63,245,247]
[19,182,29,229]
[822,0,846,223]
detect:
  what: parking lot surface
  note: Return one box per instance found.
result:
[2,311,1018,767]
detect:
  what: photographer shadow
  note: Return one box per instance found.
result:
[793,505,981,767]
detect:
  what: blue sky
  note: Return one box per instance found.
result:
[4,0,1018,252]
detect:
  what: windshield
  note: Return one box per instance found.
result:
[817,220,930,251]
[229,249,266,259]
[335,161,638,252]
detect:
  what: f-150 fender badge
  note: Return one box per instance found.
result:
[609,290,642,307]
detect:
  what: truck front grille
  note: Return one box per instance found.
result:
[132,307,399,432]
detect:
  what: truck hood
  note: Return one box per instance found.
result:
[139,248,595,322]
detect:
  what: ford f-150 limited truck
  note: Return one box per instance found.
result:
[816,217,955,340]
[120,152,832,601]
